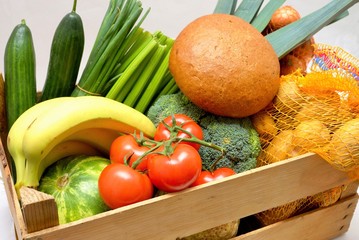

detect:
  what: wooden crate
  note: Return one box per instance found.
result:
[1,138,358,240]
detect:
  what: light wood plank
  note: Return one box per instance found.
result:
[0,141,27,238]
[341,181,359,199]
[21,153,354,240]
[20,187,59,233]
[234,194,358,240]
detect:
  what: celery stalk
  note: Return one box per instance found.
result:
[135,49,172,113]
[123,46,166,107]
[153,77,179,104]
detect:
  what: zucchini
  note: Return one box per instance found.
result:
[4,19,37,130]
[40,0,84,101]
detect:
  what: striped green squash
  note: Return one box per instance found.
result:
[38,155,110,224]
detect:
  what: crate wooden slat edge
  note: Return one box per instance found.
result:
[4,151,353,240]
[0,140,27,237]
[234,193,358,240]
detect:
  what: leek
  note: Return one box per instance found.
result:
[214,0,238,14]
[266,0,358,58]
[251,0,286,32]
[234,0,264,23]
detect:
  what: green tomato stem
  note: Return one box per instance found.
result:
[130,141,162,170]
[130,117,227,172]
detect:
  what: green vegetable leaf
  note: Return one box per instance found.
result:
[266,0,358,59]
[234,0,264,23]
[251,0,286,32]
[214,0,238,14]
[330,10,350,24]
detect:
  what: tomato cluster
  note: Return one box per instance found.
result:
[98,114,236,209]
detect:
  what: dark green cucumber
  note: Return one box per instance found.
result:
[40,0,84,101]
[4,19,37,130]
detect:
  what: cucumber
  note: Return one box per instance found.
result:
[40,0,84,101]
[4,19,37,130]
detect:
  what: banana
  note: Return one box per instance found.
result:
[32,128,122,183]
[7,97,73,189]
[63,127,122,154]
[34,140,103,182]
[22,96,156,187]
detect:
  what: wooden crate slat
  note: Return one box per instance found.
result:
[234,194,358,240]
[20,153,354,240]
[341,181,359,199]
[0,142,27,238]
[20,187,59,233]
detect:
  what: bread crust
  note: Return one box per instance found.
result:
[169,14,280,118]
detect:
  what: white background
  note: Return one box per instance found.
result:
[0,0,358,239]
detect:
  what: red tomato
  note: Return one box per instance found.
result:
[154,114,203,150]
[110,134,151,171]
[147,144,202,192]
[190,168,236,187]
[98,163,154,209]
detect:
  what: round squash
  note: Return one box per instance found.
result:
[169,13,280,118]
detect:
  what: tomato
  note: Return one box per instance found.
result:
[98,163,153,209]
[190,168,236,187]
[154,114,203,150]
[147,144,202,192]
[110,134,151,171]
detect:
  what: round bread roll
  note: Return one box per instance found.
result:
[169,14,280,118]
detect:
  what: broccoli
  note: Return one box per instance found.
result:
[146,91,206,126]
[147,92,261,173]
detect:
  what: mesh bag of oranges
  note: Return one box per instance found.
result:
[251,43,359,226]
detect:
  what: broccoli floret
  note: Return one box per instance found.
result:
[146,92,206,126]
[199,115,261,173]
[147,92,261,173]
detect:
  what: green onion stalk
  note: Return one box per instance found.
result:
[71,0,147,96]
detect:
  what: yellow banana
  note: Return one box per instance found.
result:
[33,128,121,183]
[35,140,103,182]
[63,127,122,154]
[7,97,73,189]
[22,96,156,187]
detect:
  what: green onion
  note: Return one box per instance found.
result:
[250,0,286,32]
[109,57,149,103]
[105,36,158,101]
[135,47,172,113]
[266,0,358,59]
[111,30,153,79]
[71,0,146,96]
[234,0,264,23]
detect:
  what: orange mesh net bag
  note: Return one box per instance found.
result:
[251,43,359,226]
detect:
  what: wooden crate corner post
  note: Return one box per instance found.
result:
[20,186,59,233]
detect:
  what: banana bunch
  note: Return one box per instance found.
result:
[7,96,157,190]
